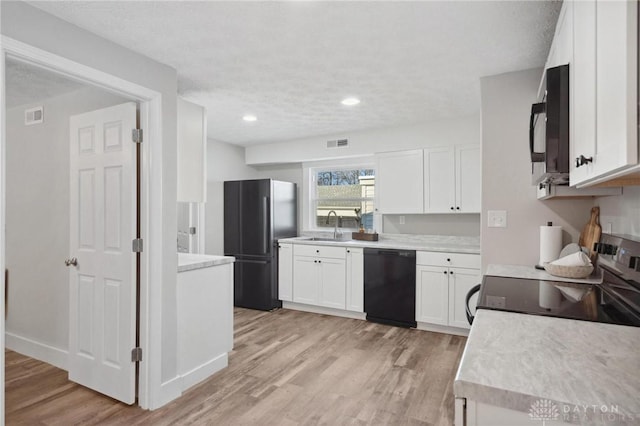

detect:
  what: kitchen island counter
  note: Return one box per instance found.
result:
[177,253,235,272]
[454,309,640,425]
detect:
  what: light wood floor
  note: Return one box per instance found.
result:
[6,308,466,425]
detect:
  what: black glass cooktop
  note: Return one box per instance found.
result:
[477,275,640,327]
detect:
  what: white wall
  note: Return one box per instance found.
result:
[2,1,179,406]
[205,139,260,255]
[384,214,480,236]
[245,115,480,165]
[5,87,128,365]
[480,68,594,271]
[597,186,640,237]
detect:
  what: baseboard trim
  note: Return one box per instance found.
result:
[180,352,228,392]
[151,376,182,410]
[5,332,68,370]
[416,322,469,337]
[282,302,367,320]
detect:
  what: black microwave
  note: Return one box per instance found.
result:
[529,64,570,186]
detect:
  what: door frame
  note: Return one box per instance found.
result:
[0,36,163,410]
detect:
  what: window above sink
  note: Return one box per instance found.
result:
[309,165,376,232]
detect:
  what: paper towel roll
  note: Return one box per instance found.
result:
[539,225,562,265]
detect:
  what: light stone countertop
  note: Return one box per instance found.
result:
[278,233,480,254]
[454,309,640,425]
[177,253,235,273]
[486,264,602,284]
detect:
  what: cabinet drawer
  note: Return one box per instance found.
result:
[294,244,346,259]
[417,251,480,269]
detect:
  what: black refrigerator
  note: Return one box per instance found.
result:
[224,179,297,310]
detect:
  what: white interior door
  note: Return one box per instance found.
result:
[68,102,137,404]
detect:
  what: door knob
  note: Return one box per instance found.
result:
[65,257,78,267]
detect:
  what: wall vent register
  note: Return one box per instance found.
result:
[327,138,349,148]
[24,106,44,125]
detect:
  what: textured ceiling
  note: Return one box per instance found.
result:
[5,59,85,108]
[30,1,561,146]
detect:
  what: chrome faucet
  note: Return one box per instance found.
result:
[326,210,341,240]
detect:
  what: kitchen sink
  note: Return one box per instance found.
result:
[306,237,342,242]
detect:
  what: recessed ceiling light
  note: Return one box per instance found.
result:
[243,115,257,122]
[341,97,360,106]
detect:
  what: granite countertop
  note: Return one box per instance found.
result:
[177,253,235,273]
[279,233,480,254]
[454,309,640,425]
[486,264,602,285]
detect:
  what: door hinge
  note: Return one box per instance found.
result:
[189,227,197,235]
[132,128,143,144]
[132,238,143,253]
[131,347,142,362]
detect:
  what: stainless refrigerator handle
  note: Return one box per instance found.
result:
[263,196,269,254]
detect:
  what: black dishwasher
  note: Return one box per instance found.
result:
[364,248,416,328]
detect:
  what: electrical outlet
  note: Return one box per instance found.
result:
[603,222,612,234]
[399,216,405,225]
[487,210,507,228]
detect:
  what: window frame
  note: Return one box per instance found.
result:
[307,163,376,232]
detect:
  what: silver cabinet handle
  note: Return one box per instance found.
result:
[65,258,78,267]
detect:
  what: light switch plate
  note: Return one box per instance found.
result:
[487,210,507,228]
[399,216,405,225]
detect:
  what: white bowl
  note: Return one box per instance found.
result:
[543,263,594,279]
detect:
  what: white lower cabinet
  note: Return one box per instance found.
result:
[416,266,449,325]
[448,268,481,328]
[416,252,481,330]
[292,244,347,310]
[292,256,318,305]
[277,243,293,302]
[318,258,347,309]
[345,248,364,312]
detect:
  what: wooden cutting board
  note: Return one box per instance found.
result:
[579,206,601,259]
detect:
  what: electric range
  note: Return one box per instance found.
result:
[470,233,640,327]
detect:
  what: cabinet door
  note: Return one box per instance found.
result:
[571,0,597,185]
[318,258,347,310]
[593,0,638,179]
[278,243,293,301]
[424,147,455,213]
[292,256,318,305]
[448,267,481,329]
[416,266,449,326]
[377,150,424,214]
[177,98,206,202]
[554,1,573,67]
[345,248,364,312]
[455,145,481,213]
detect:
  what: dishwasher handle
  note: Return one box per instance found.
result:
[366,249,415,258]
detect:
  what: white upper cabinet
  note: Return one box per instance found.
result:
[571,0,597,185]
[376,150,424,214]
[377,146,480,215]
[455,145,481,213]
[547,0,573,68]
[593,0,638,179]
[177,98,207,202]
[570,0,638,187]
[423,147,455,213]
[424,145,480,214]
